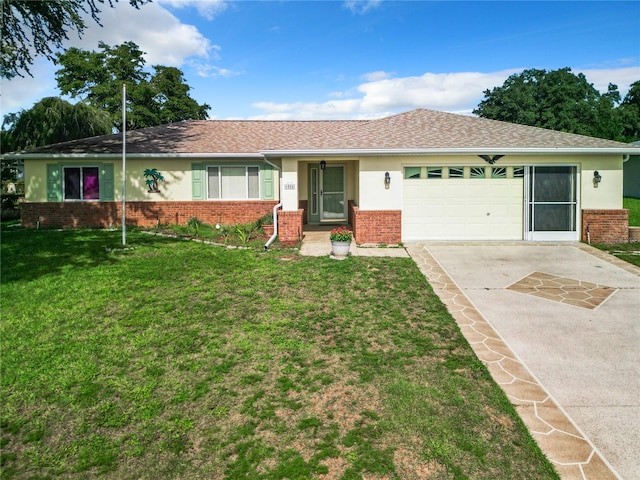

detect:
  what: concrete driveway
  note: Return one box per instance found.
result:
[406,242,639,480]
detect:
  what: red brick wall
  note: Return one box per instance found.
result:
[21,201,278,229]
[277,209,304,245]
[582,209,629,244]
[298,200,308,224]
[351,205,402,244]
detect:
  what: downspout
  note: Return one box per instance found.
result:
[264,202,282,250]
[264,157,282,250]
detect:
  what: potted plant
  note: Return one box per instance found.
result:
[330,226,353,258]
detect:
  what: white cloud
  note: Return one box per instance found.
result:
[361,70,393,82]
[190,62,243,78]
[576,66,640,96]
[65,2,214,66]
[343,1,383,15]
[158,0,228,21]
[250,69,522,119]
[1,1,229,114]
[249,66,640,120]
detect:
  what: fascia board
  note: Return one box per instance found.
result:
[262,147,640,157]
[3,152,265,160]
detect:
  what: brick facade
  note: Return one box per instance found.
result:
[350,204,402,245]
[277,209,304,245]
[582,209,629,244]
[21,201,278,229]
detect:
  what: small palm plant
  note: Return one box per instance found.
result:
[144,168,165,192]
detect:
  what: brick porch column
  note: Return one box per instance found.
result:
[277,209,304,245]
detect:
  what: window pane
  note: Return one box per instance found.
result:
[513,167,524,178]
[534,204,576,231]
[322,166,343,193]
[83,167,100,199]
[221,166,245,199]
[448,167,464,178]
[534,166,576,202]
[427,167,442,178]
[404,167,421,179]
[64,167,81,200]
[248,166,259,198]
[492,167,506,178]
[207,167,219,199]
[470,167,485,178]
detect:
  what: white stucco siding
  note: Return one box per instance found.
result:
[281,158,299,211]
[357,157,402,210]
[578,156,624,209]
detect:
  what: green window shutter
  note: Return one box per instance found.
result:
[100,163,115,201]
[261,164,274,200]
[47,164,62,201]
[192,163,205,200]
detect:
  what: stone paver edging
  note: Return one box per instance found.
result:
[405,243,622,480]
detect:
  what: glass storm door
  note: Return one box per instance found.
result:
[308,164,346,223]
[525,166,578,241]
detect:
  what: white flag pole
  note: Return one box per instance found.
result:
[122,83,127,246]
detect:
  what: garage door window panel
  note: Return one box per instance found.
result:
[470,167,486,178]
[427,168,442,178]
[448,167,464,178]
[404,167,421,179]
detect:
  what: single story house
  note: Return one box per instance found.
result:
[6,109,639,244]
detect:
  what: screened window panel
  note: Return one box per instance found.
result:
[533,166,576,202]
[248,166,259,198]
[207,167,220,199]
[220,167,245,199]
[64,167,81,200]
[83,167,100,199]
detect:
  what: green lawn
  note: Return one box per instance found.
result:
[624,197,640,226]
[0,228,558,479]
[592,197,640,266]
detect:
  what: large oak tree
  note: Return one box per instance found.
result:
[1,0,149,79]
[55,41,211,131]
[473,67,639,142]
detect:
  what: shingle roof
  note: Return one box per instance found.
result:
[11,108,637,156]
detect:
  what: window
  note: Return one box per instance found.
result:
[513,167,525,178]
[64,166,99,200]
[426,167,442,178]
[448,167,464,178]
[404,167,421,179]
[470,167,486,178]
[207,166,260,199]
[491,167,507,178]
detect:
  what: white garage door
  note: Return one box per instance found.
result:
[403,176,524,241]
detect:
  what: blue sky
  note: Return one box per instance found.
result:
[2,0,639,120]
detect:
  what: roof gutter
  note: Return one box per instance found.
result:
[261,147,640,157]
[1,152,266,160]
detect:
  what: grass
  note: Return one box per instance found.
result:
[624,197,640,226]
[591,197,640,267]
[0,227,559,479]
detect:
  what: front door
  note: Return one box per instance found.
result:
[525,166,578,240]
[308,164,346,224]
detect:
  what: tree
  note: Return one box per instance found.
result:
[1,97,112,153]
[55,42,211,131]
[618,81,640,142]
[473,67,638,141]
[1,0,149,79]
